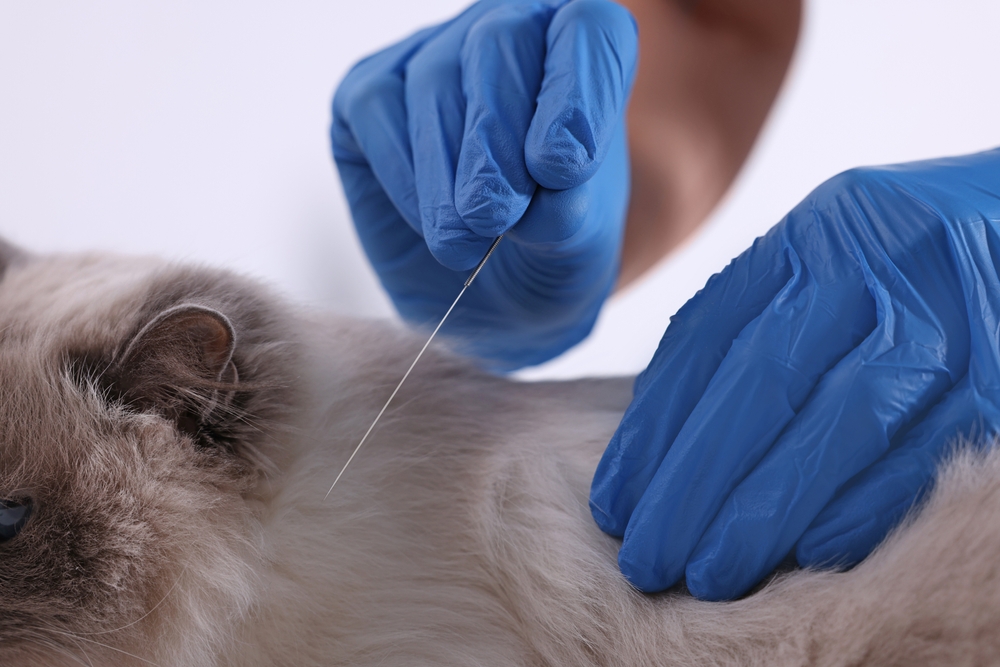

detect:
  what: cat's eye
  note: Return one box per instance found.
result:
[0,499,32,542]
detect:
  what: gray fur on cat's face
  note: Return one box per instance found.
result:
[0,243,298,666]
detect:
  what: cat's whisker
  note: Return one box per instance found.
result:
[224,410,270,435]
[77,565,188,637]
[63,634,97,667]
[41,626,163,667]
[22,630,94,667]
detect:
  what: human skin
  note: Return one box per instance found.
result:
[615,0,802,287]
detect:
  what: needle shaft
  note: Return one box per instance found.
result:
[325,235,504,498]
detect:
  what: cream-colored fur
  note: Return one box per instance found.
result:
[0,248,997,666]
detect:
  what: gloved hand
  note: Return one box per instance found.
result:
[331,0,638,370]
[590,149,1000,600]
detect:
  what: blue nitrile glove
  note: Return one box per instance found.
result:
[331,0,638,370]
[590,148,1000,601]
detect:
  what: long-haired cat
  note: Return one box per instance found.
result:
[0,239,997,666]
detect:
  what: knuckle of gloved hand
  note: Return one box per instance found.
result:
[550,0,638,75]
[405,48,459,96]
[466,2,552,46]
[332,59,374,120]
[329,109,357,158]
[335,71,397,133]
[555,0,636,34]
[815,166,895,206]
[331,76,382,159]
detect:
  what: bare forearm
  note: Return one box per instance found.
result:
[616,0,801,287]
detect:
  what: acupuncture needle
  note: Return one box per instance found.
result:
[325,234,504,498]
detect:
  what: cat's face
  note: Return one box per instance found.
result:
[0,243,298,666]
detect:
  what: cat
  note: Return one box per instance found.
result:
[0,237,997,667]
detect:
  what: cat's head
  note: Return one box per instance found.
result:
[0,241,300,666]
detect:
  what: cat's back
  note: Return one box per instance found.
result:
[1,245,998,667]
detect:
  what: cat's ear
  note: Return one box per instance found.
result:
[115,304,239,439]
[120,304,236,384]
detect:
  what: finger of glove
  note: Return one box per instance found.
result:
[795,374,1000,568]
[407,20,493,271]
[795,182,1000,569]
[613,257,876,593]
[526,0,638,190]
[590,225,794,538]
[684,319,959,601]
[454,3,553,236]
[332,27,439,233]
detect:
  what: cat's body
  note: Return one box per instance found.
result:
[0,245,998,666]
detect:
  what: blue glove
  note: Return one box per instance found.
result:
[331,0,638,370]
[590,149,1000,600]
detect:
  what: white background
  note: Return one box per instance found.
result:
[1,1,998,379]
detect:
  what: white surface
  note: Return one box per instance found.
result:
[2,1,999,379]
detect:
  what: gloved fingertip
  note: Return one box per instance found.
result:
[683,562,719,601]
[685,557,747,602]
[795,534,865,571]
[424,224,491,272]
[454,178,532,237]
[795,518,876,570]
[588,497,627,537]
[617,547,672,594]
[589,431,638,538]
[525,114,600,190]
[796,472,926,570]
[549,0,640,81]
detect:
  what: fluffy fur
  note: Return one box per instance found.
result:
[0,245,996,666]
